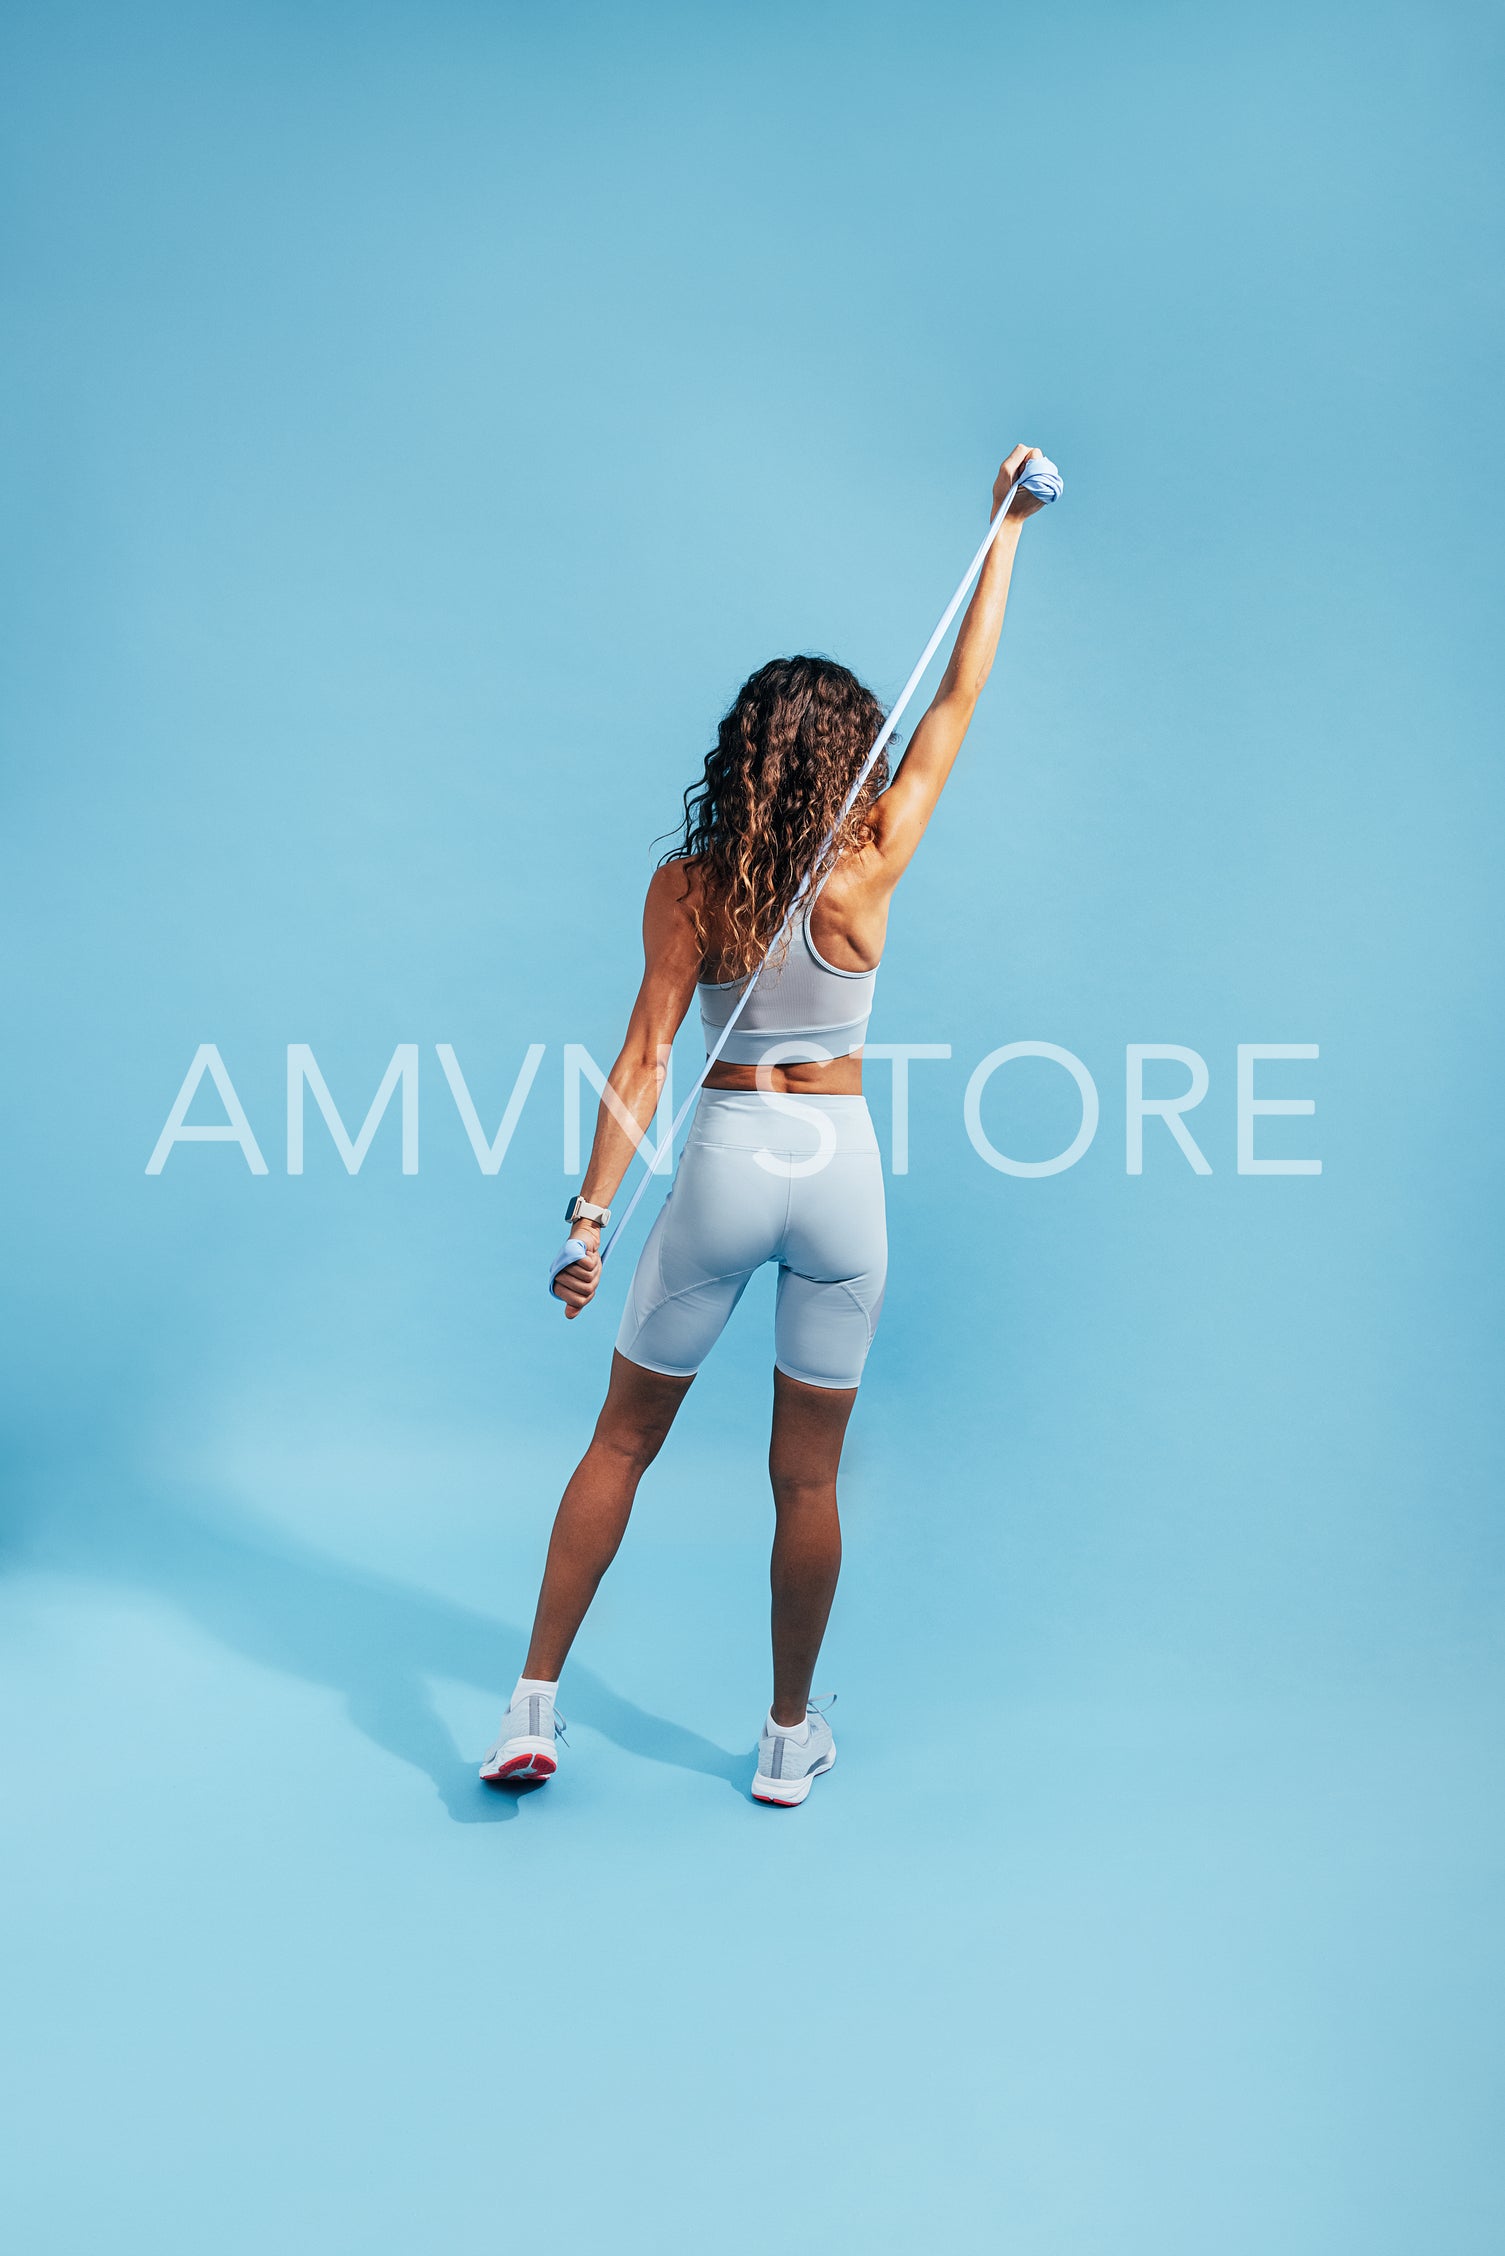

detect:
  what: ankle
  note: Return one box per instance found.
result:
[769,1701,809,1732]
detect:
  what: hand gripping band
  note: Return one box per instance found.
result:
[586,454,1063,1284]
[1015,456,1063,506]
[548,1237,591,1298]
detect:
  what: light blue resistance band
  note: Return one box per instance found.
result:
[549,453,1064,1300]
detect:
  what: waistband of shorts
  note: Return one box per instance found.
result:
[686,1087,877,1155]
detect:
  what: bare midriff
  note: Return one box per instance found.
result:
[703,1053,865,1095]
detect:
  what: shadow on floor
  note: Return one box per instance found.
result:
[10,1466,751,1824]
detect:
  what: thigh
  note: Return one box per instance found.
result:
[774,1151,888,1390]
[615,1139,784,1379]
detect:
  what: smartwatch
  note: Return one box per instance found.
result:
[565,1195,612,1229]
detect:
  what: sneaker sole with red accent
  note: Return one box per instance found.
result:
[479,1742,557,1786]
[751,1748,835,1806]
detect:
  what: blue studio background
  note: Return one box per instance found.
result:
[3,3,1502,2251]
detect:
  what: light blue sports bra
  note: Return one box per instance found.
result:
[696,868,881,1067]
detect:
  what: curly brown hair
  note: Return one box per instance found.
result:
[660,655,892,979]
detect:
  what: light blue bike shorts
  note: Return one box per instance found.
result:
[615,1089,887,1390]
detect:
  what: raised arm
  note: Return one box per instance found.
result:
[551,861,702,1316]
[867,444,1050,882]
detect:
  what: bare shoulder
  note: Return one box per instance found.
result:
[862,785,909,867]
[642,856,704,969]
[808,838,893,971]
[645,856,701,922]
[829,826,900,910]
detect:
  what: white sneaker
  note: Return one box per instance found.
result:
[479,1688,565,1786]
[751,1700,836,1806]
